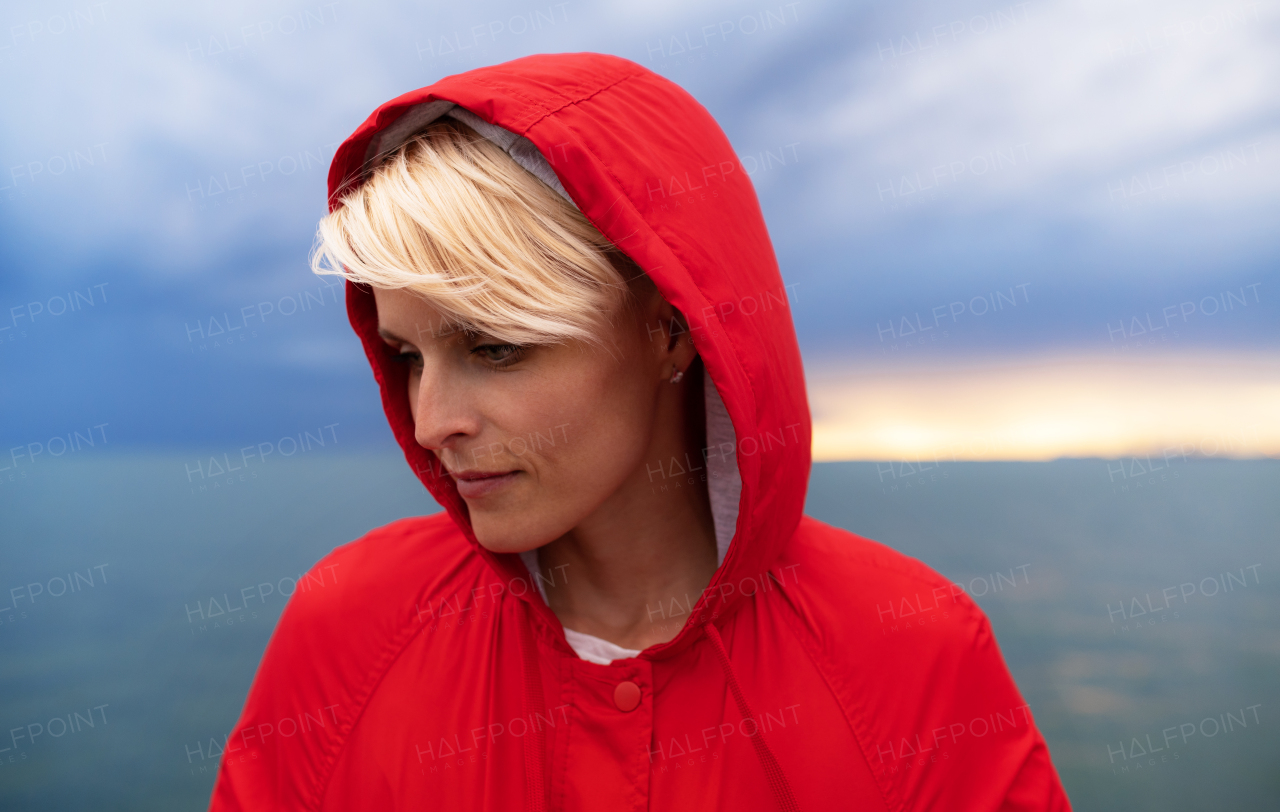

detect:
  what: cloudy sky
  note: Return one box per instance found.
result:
[2,0,1277,461]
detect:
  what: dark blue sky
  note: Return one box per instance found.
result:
[2,0,1276,454]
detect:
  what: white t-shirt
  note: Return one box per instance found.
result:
[561,627,643,665]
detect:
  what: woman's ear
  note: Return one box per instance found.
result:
[650,296,699,381]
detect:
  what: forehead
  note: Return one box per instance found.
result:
[372,287,469,342]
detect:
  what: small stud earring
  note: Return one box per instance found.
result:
[669,367,684,384]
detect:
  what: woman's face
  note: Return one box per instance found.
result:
[372,285,676,553]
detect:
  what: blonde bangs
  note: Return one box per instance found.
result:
[310,119,636,345]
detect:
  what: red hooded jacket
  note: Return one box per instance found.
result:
[209,52,1072,811]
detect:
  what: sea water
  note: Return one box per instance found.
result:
[1,456,1276,810]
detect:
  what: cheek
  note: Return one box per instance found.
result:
[500,360,651,477]
[470,351,655,548]
[542,356,652,477]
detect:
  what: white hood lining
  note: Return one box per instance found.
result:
[363,101,572,203]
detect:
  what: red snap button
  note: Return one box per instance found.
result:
[614,681,641,712]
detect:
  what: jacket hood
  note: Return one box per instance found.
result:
[326,52,810,657]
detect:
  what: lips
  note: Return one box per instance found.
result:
[451,470,520,499]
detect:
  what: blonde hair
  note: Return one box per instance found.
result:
[310,119,644,345]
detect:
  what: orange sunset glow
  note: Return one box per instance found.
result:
[808,349,1280,461]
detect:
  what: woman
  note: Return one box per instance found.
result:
[210,53,1071,811]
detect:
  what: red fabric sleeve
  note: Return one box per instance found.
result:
[778,516,1073,811]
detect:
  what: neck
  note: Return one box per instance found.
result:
[536,372,717,651]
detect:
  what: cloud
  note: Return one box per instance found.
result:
[2,0,1276,446]
[800,0,1280,230]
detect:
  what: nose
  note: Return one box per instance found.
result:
[409,361,480,453]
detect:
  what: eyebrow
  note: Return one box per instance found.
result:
[376,328,408,344]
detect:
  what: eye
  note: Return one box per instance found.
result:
[390,349,422,367]
[472,343,524,367]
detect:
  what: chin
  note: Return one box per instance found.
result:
[469,513,560,555]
